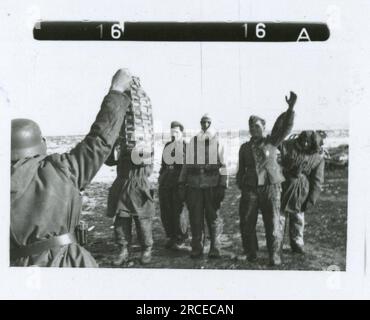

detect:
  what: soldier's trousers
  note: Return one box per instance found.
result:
[186,187,223,254]
[114,216,153,250]
[287,211,305,249]
[159,187,188,244]
[239,184,283,260]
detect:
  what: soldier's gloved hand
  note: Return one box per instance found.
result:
[110,68,133,93]
[285,91,297,110]
[178,184,187,203]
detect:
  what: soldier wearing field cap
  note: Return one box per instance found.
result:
[236,92,297,266]
[178,114,228,258]
[10,69,132,267]
[158,121,189,250]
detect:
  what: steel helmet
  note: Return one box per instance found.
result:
[11,119,46,161]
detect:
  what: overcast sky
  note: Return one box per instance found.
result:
[1,0,361,136]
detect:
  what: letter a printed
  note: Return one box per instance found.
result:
[297,28,311,41]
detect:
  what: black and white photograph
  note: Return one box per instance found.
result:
[1,0,369,300]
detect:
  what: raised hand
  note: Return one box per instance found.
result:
[110,68,133,93]
[285,91,297,109]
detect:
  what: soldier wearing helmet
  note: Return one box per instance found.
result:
[11,120,47,161]
[10,69,132,267]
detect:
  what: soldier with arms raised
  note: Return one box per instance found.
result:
[236,92,297,266]
[10,69,132,267]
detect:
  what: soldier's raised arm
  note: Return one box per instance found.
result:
[105,139,120,167]
[50,69,132,190]
[269,91,297,146]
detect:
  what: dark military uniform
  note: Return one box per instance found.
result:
[280,132,325,251]
[10,91,130,267]
[179,130,227,256]
[236,108,295,263]
[106,155,154,253]
[158,140,188,246]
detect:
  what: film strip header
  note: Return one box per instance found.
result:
[33,21,330,42]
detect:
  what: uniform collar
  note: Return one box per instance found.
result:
[250,136,265,145]
[11,154,48,202]
[197,128,217,141]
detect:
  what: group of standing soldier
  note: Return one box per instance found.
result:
[155,91,324,267]
[10,69,325,268]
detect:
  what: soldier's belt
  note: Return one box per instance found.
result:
[10,232,77,260]
[188,167,219,174]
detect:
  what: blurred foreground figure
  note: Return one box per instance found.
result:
[179,114,228,259]
[236,92,297,266]
[158,121,189,250]
[10,69,132,267]
[280,131,325,254]
[106,76,155,266]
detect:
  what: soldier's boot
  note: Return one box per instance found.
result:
[190,248,204,259]
[190,242,204,259]
[112,246,130,266]
[245,235,258,263]
[141,247,152,265]
[136,216,153,264]
[173,241,191,252]
[165,238,176,249]
[208,225,221,259]
[291,243,305,255]
[268,235,283,266]
[190,231,204,259]
[241,230,259,263]
[290,212,305,255]
[269,252,282,267]
[266,234,282,266]
[247,253,258,263]
[208,246,221,259]
[242,242,258,261]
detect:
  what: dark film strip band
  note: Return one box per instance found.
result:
[33,21,330,42]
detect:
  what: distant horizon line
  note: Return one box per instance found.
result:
[45,127,349,138]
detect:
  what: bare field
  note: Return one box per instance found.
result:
[81,168,347,271]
